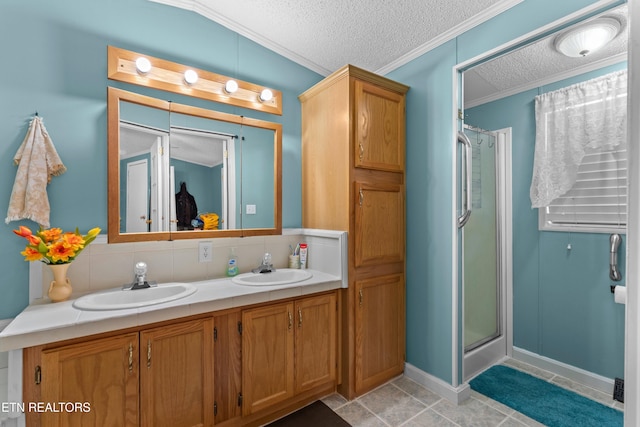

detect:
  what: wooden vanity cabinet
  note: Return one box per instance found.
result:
[242,302,295,416]
[213,310,243,425]
[139,318,214,427]
[300,64,408,398]
[26,318,213,427]
[23,292,337,427]
[38,333,140,427]
[242,293,337,416]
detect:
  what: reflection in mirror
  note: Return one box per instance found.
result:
[241,125,277,230]
[108,87,282,243]
[168,112,241,232]
[119,102,170,234]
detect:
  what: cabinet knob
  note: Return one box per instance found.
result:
[288,311,293,330]
[359,188,364,206]
[298,308,303,328]
[359,289,363,306]
[147,340,152,368]
[359,143,364,161]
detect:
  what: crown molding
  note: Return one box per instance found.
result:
[149,0,332,76]
[375,0,524,76]
[151,0,523,77]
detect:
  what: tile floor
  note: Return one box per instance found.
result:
[322,358,624,427]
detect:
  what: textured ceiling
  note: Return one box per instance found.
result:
[149,1,627,107]
[151,0,521,75]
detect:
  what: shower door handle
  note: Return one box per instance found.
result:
[457,131,472,228]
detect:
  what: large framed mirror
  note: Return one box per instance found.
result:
[107,87,282,243]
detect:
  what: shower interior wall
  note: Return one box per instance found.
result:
[465,61,627,380]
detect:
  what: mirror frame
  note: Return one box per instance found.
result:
[107,87,282,243]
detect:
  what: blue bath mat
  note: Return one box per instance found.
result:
[470,365,623,426]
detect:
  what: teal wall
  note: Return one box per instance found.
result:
[467,62,627,379]
[387,0,625,384]
[0,0,626,386]
[0,0,322,318]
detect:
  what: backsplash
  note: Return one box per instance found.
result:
[31,229,347,302]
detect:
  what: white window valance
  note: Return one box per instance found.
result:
[530,70,627,208]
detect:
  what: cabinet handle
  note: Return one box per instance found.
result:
[128,344,133,372]
[298,307,303,328]
[359,143,364,161]
[35,365,42,385]
[147,340,152,368]
[359,289,363,306]
[288,311,293,330]
[359,188,364,206]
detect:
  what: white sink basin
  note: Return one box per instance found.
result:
[73,282,197,311]
[232,269,313,286]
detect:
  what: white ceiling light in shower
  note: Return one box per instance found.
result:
[554,17,621,57]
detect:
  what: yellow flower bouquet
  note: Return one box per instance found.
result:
[13,225,101,265]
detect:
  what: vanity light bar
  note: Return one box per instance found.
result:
[107,46,282,115]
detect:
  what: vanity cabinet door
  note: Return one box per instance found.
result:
[213,311,242,424]
[354,79,405,172]
[242,302,295,416]
[294,293,337,393]
[355,273,405,394]
[139,318,214,427]
[40,333,139,427]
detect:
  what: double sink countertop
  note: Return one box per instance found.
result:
[0,269,342,352]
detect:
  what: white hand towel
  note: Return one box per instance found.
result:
[5,116,66,228]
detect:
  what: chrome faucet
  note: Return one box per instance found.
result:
[252,253,275,274]
[124,261,157,290]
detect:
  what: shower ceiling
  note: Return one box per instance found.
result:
[464,4,628,107]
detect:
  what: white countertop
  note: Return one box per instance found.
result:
[0,269,342,351]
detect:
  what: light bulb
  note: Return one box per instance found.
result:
[225,80,239,93]
[259,89,273,102]
[135,57,151,74]
[184,69,198,85]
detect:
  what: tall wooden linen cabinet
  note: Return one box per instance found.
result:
[299,65,408,398]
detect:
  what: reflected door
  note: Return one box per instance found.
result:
[126,159,149,233]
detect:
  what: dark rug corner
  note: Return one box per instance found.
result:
[265,400,351,427]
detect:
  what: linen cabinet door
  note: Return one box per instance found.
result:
[242,302,295,416]
[355,273,405,394]
[355,182,404,267]
[140,318,214,427]
[294,293,337,393]
[354,79,405,172]
[40,333,139,427]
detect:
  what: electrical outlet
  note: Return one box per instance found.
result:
[199,241,213,263]
[246,204,257,215]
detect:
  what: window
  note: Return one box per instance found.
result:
[539,143,627,233]
[530,70,627,233]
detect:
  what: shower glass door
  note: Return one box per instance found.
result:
[463,127,500,352]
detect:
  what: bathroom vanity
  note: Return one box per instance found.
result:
[5,271,342,427]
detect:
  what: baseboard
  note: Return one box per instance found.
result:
[512,347,614,395]
[404,363,470,404]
